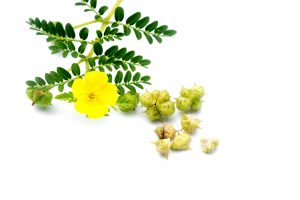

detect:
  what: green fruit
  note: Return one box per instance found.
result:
[146,105,161,121]
[117,92,139,112]
[181,114,200,133]
[191,85,205,98]
[156,101,175,117]
[180,87,192,98]
[26,89,53,107]
[191,98,202,111]
[156,90,171,104]
[170,132,191,150]
[176,96,192,111]
[140,90,156,107]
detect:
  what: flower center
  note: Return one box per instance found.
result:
[88,93,95,101]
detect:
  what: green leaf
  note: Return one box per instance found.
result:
[34,17,41,28]
[65,23,76,38]
[117,85,125,95]
[112,22,119,28]
[35,77,46,86]
[134,83,144,89]
[105,45,118,57]
[104,26,111,36]
[71,63,81,76]
[143,32,153,44]
[133,72,141,81]
[133,29,142,40]
[90,0,97,9]
[78,42,87,54]
[88,58,96,67]
[121,63,128,70]
[63,50,70,58]
[50,71,63,83]
[45,73,55,85]
[93,43,103,55]
[57,67,71,80]
[96,30,102,38]
[123,25,131,36]
[55,22,66,37]
[84,9,93,12]
[115,47,127,59]
[55,41,67,50]
[126,12,141,25]
[48,21,57,35]
[55,92,76,103]
[62,50,69,58]
[129,63,136,71]
[122,51,135,61]
[153,35,162,43]
[75,2,86,6]
[41,20,49,32]
[68,80,74,88]
[139,59,151,66]
[79,27,89,40]
[98,55,107,64]
[163,30,177,36]
[115,71,123,84]
[145,21,158,32]
[26,80,37,87]
[155,25,168,34]
[99,6,109,15]
[66,41,75,51]
[115,7,124,21]
[136,17,150,29]
[49,45,60,54]
[131,56,143,63]
[58,84,64,92]
[107,74,112,82]
[125,84,136,93]
[141,75,151,82]
[124,71,132,83]
[71,51,79,58]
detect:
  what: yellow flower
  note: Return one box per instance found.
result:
[72,71,118,119]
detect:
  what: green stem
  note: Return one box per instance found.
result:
[83,0,123,73]
[116,80,145,87]
[73,20,100,29]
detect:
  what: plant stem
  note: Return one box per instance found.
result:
[73,20,100,29]
[83,0,123,73]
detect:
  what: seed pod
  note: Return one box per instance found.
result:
[170,132,191,150]
[156,90,171,104]
[200,138,219,154]
[146,105,161,121]
[176,96,192,111]
[154,124,176,140]
[180,87,192,98]
[117,92,139,112]
[191,85,205,99]
[26,89,53,108]
[140,90,156,107]
[181,114,200,133]
[156,101,175,117]
[153,138,171,158]
[191,98,202,111]
[151,90,161,101]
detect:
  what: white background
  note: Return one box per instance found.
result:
[0,0,300,199]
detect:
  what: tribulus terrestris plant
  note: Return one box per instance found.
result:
[25,0,176,119]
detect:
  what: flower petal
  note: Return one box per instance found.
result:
[72,78,89,99]
[74,99,89,114]
[96,83,118,106]
[84,71,108,93]
[86,103,108,119]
